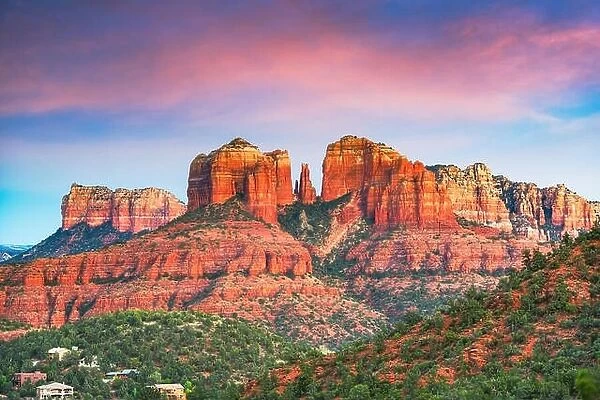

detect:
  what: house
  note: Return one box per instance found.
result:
[12,371,47,387]
[47,348,70,361]
[104,369,138,382]
[78,356,99,369]
[35,382,74,399]
[151,383,186,400]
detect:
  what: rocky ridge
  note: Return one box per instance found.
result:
[0,199,384,346]
[62,183,186,233]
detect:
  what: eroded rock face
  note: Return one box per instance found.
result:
[425,164,596,241]
[297,163,317,204]
[62,184,186,233]
[187,138,293,224]
[496,179,595,240]
[430,164,512,232]
[0,206,312,328]
[321,136,457,230]
[542,185,595,236]
[347,229,544,275]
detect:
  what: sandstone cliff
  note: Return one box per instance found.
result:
[321,136,457,230]
[429,164,512,232]
[423,164,595,241]
[62,184,186,233]
[495,178,595,240]
[187,138,293,224]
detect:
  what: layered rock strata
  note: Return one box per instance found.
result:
[429,164,512,232]
[496,179,595,240]
[187,138,293,224]
[62,184,186,233]
[0,205,312,328]
[427,165,595,240]
[321,136,457,230]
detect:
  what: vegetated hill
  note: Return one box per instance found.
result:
[6,223,132,264]
[277,135,594,326]
[278,193,543,323]
[0,245,31,263]
[0,310,317,399]
[0,198,385,348]
[247,225,600,399]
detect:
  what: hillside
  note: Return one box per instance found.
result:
[0,198,385,348]
[247,225,600,399]
[6,223,132,264]
[0,310,316,399]
[278,191,548,323]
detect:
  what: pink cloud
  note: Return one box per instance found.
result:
[1,7,598,121]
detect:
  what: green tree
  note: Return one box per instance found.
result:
[348,384,370,400]
[576,370,599,400]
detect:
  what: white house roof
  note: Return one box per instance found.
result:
[36,382,73,390]
[154,383,184,390]
[47,347,70,354]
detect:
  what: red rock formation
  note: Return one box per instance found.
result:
[61,184,186,233]
[187,138,293,224]
[426,163,596,240]
[496,178,595,240]
[297,163,317,204]
[347,229,547,275]
[268,150,295,206]
[321,136,457,230]
[430,164,512,232]
[0,205,312,328]
[542,185,594,235]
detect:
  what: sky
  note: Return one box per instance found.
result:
[1,0,600,244]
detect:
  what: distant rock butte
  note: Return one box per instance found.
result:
[62,184,186,233]
[321,136,458,230]
[187,138,294,224]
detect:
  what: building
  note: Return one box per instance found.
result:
[35,382,74,399]
[151,383,186,400]
[13,371,47,388]
[78,356,99,369]
[104,368,138,382]
[47,348,70,361]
